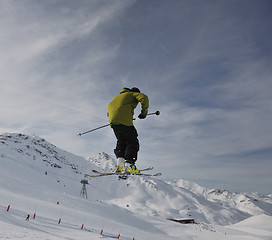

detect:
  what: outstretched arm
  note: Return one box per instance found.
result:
[134,92,149,118]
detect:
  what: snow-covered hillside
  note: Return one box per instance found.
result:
[0,133,271,240]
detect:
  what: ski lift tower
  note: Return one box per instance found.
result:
[80,179,89,199]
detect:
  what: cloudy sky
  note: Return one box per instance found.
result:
[1,0,272,194]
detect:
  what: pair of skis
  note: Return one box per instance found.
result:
[84,166,161,178]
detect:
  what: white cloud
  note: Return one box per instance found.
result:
[1,0,271,193]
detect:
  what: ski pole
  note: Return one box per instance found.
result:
[78,123,110,136]
[78,110,160,136]
[147,110,160,116]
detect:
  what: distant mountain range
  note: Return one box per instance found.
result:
[1,132,271,229]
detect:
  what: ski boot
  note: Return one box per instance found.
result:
[125,162,139,174]
[115,157,125,173]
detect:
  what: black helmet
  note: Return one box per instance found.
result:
[131,87,140,93]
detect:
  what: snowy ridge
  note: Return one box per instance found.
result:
[1,133,84,174]
[172,178,272,217]
[0,133,272,240]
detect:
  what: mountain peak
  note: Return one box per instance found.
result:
[87,152,116,172]
[0,132,83,174]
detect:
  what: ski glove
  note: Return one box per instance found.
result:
[138,113,147,119]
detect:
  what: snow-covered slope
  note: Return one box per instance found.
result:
[0,133,271,240]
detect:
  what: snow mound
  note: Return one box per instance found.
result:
[227,214,272,239]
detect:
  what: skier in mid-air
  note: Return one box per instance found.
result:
[108,87,149,173]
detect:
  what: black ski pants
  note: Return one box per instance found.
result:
[111,124,139,164]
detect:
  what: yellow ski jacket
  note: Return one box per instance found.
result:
[108,88,149,126]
